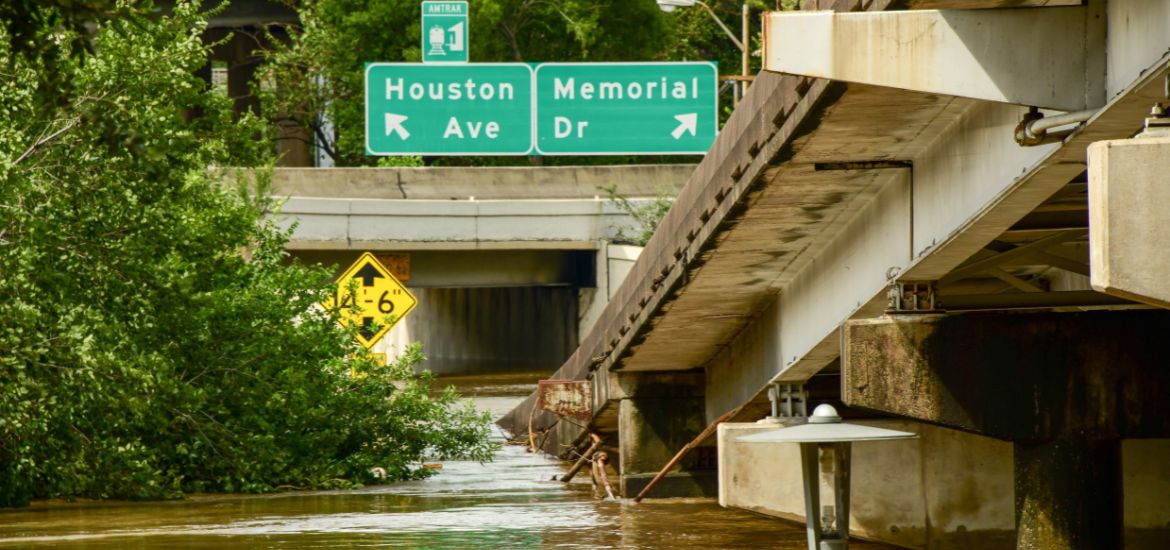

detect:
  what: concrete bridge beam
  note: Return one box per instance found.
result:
[841,311,1170,440]
[762,5,1105,111]
[1089,136,1170,309]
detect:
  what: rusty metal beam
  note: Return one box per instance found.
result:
[1034,251,1091,276]
[940,229,1085,284]
[988,267,1046,293]
[938,290,1130,310]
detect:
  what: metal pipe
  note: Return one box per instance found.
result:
[633,405,742,502]
[741,3,750,99]
[559,435,602,483]
[594,451,616,499]
[1016,107,1097,146]
[695,0,745,52]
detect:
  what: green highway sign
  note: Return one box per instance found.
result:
[363,62,719,156]
[534,62,718,155]
[365,63,533,156]
[421,1,468,64]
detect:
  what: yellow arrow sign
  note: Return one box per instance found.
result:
[327,252,418,349]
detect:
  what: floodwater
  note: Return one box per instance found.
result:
[0,374,897,549]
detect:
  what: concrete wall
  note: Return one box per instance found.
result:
[705,299,781,423]
[606,245,641,299]
[579,244,643,343]
[912,101,1058,260]
[1124,439,1170,547]
[376,286,578,375]
[277,197,642,250]
[705,170,912,417]
[1106,0,1170,99]
[291,249,594,288]
[719,421,1170,549]
[360,245,644,376]
[268,164,693,200]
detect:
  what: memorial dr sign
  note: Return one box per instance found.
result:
[364,62,717,156]
[535,62,717,155]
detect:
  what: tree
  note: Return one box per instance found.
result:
[601,184,674,247]
[0,1,493,507]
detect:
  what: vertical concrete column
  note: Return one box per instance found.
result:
[276,118,313,166]
[226,33,260,121]
[1014,438,1122,550]
[615,372,715,498]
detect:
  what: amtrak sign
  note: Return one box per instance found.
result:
[421,1,468,64]
[364,62,717,156]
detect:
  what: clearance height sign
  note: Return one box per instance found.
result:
[364,62,717,156]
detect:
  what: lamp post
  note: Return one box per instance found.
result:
[656,0,749,104]
[739,404,917,550]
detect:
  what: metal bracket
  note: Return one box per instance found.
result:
[1137,76,1170,139]
[764,383,808,423]
[886,281,941,313]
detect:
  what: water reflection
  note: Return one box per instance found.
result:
[0,374,895,549]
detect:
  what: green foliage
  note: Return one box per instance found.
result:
[0,1,493,508]
[257,0,763,167]
[601,184,674,247]
[377,155,425,168]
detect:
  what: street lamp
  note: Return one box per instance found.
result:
[739,404,917,550]
[656,0,749,104]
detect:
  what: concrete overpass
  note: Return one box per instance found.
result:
[268,164,690,374]
[501,1,1170,548]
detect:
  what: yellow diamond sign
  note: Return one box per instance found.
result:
[327,252,418,348]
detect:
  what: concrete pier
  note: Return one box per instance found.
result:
[842,311,1170,548]
[613,372,716,498]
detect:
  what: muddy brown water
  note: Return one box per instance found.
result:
[0,374,898,549]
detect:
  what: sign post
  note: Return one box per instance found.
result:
[421,1,468,64]
[534,62,718,155]
[365,63,534,155]
[327,252,418,349]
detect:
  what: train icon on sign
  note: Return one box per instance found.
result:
[427,22,465,57]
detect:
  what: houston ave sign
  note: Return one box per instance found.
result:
[364,62,718,156]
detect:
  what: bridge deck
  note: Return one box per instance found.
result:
[500,0,1168,446]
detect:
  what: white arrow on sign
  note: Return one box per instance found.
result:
[385,113,411,140]
[671,113,697,139]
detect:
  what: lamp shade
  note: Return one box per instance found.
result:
[738,404,917,444]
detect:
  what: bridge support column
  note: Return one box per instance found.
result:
[1015,438,1121,550]
[842,311,1170,549]
[614,371,716,498]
